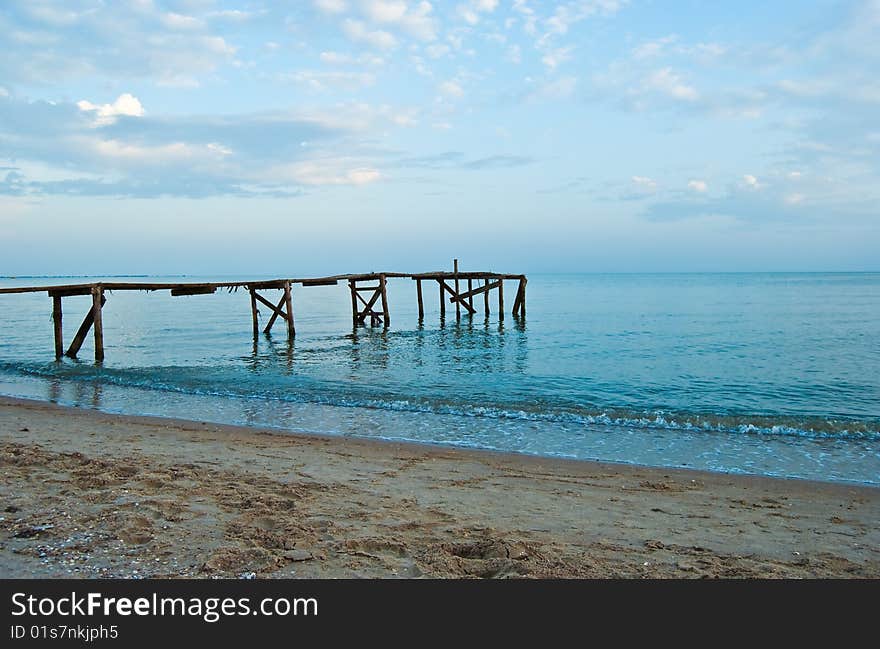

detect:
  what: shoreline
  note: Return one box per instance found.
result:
[0,395,872,489]
[1,395,878,578]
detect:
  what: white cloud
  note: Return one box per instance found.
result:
[362,1,408,23]
[160,12,202,30]
[348,168,382,184]
[632,175,658,191]
[743,174,760,188]
[457,7,479,25]
[645,67,699,101]
[321,51,354,64]
[324,1,437,42]
[631,35,725,64]
[508,45,522,64]
[540,0,626,44]
[272,161,382,186]
[87,138,196,163]
[21,4,81,27]
[1,6,239,88]
[542,46,574,70]
[207,9,259,22]
[76,93,145,125]
[439,80,464,98]
[457,0,498,25]
[319,51,385,65]
[632,35,678,60]
[372,1,438,41]
[314,0,348,13]
[285,70,376,91]
[688,179,708,192]
[391,109,419,126]
[527,75,577,100]
[342,19,398,49]
[295,101,422,132]
[425,43,450,58]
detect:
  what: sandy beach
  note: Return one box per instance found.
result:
[0,395,877,578]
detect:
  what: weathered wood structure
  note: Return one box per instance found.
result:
[0,261,526,361]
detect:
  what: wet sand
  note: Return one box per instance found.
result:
[1,395,877,578]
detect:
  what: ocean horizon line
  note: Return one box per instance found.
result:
[3,270,879,280]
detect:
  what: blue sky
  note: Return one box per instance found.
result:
[0,0,878,275]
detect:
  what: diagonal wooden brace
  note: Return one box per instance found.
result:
[448,280,500,304]
[65,293,106,359]
[355,288,383,324]
[439,280,476,314]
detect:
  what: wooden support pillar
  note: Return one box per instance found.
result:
[416,279,424,320]
[249,288,259,338]
[65,292,106,359]
[483,279,490,316]
[513,277,527,318]
[453,259,460,319]
[349,280,359,325]
[283,281,295,339]
[91,286,104,362]
[52,295,63,359]
[379,274,390,327]
[438,280,445,318]
[467,279,473,315]
[498,280,504,321]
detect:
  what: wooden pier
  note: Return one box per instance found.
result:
[0,261,527,361]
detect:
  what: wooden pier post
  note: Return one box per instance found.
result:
[349,280,358,325]
[416,279,424,320]
[498,280,504,321]
[379,274,390,327]
[249,288,259,338]
[283,281,295,339]
[52,296,63,359]
[91,286,104,362]
[453,259,460,319]
[439,280,445,318]
[513,276,527,318]
[483,279,490,316]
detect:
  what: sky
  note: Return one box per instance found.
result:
[0,0,878,275]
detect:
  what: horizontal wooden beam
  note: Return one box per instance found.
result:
[170,286,216,296]
[0,272,527,295]
[48,288,93,298]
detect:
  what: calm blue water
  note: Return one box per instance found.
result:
[0,273,878,485]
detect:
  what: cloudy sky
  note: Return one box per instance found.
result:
[1,0,877,275]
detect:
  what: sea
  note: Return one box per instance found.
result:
[0,273,878,485]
